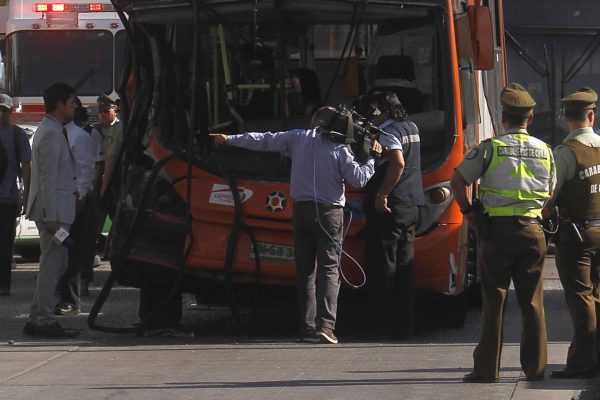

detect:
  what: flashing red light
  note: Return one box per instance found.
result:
[88,3,102,11]
[33,4,49,12]
[51,3,66,11]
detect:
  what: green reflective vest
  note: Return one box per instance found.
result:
[480,130,554,218]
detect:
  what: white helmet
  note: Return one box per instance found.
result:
[0,94,14,110]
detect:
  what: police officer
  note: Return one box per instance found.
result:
[364,91,424,339]
[550,87,600,379]
[451,83,555,382]
[96,94,122,196]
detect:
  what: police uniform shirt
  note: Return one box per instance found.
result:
[457,127,556,196]
[91,127,104,163]
[554,127,600,191]
[455,136,495,185]
[103,118,123,159]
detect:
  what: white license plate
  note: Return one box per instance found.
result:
[249,242,295,263]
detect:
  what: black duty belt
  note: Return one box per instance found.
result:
[574,218,600,229]
[490,216,541,225]
[295,201,343,210]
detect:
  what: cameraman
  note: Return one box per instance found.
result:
[364,91,424,339]
[211,106,380,344]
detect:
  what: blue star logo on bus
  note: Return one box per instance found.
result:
[265,192,287,213]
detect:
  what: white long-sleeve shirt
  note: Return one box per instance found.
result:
[66,121,95,198]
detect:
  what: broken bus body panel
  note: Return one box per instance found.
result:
[107,0,505,325]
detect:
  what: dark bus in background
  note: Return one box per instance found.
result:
[504,0,600,146]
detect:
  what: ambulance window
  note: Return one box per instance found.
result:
[6,30,113,96]
[115,30,128,90]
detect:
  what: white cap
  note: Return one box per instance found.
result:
[0,94,14,110]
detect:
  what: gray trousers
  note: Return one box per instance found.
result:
[29,222,70,326]
[293,201,343,332]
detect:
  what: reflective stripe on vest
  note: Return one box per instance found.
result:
[480,133,552,218]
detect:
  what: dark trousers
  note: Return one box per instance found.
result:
[555,225,600,371]
[81,193,100,282]
[0,202,18,289]
[293,201,343,332]
[474,219,547,380]
[57,195,95,307]
[365,203,418,338]
[139,277,183,330]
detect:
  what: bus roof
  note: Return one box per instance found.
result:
[118,0,445,25]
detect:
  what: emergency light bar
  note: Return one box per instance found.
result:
[33,3,115,12]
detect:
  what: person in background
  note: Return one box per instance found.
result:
[24,83,79,338]
[548,87,600,379]
[0,94,31,296]
[364,91,424,339]
[97,94,122,196]
[55,98,95,315]
[82,99,106,295]
[289,68,322,118]
[451,83,554,382]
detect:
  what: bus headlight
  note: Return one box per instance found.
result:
[416,181,453,235]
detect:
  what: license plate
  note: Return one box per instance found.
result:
[249,242,295,263]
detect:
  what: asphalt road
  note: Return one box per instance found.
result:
[0,256,598,400]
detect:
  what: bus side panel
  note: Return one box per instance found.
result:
[415,222,464,295]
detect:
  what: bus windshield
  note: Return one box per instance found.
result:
[6,30,115,96]
[156,9,451,175]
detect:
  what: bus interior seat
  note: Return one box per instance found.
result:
[373,55,423,114]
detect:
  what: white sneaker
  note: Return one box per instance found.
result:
[318,328,338,344]
[93,255,102,267]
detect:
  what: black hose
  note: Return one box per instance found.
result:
[88,18,157,333]
[134,0,202,336]
[223,173,263,322]
[88,154,179,333]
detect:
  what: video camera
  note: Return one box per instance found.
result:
[315,105,385,163]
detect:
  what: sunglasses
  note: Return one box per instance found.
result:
[99,107,114,113]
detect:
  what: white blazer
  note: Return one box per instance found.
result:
[26,115,77,224]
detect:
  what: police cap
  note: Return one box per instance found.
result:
[500,83,536,116]
[97,93,118,109]
[561,87,597,110]
[0,94,14,110]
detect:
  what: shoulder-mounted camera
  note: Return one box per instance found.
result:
[315,105,384,163]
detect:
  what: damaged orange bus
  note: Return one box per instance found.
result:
[92,0,506,332]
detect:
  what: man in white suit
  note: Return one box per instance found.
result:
[24,83,79,338]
